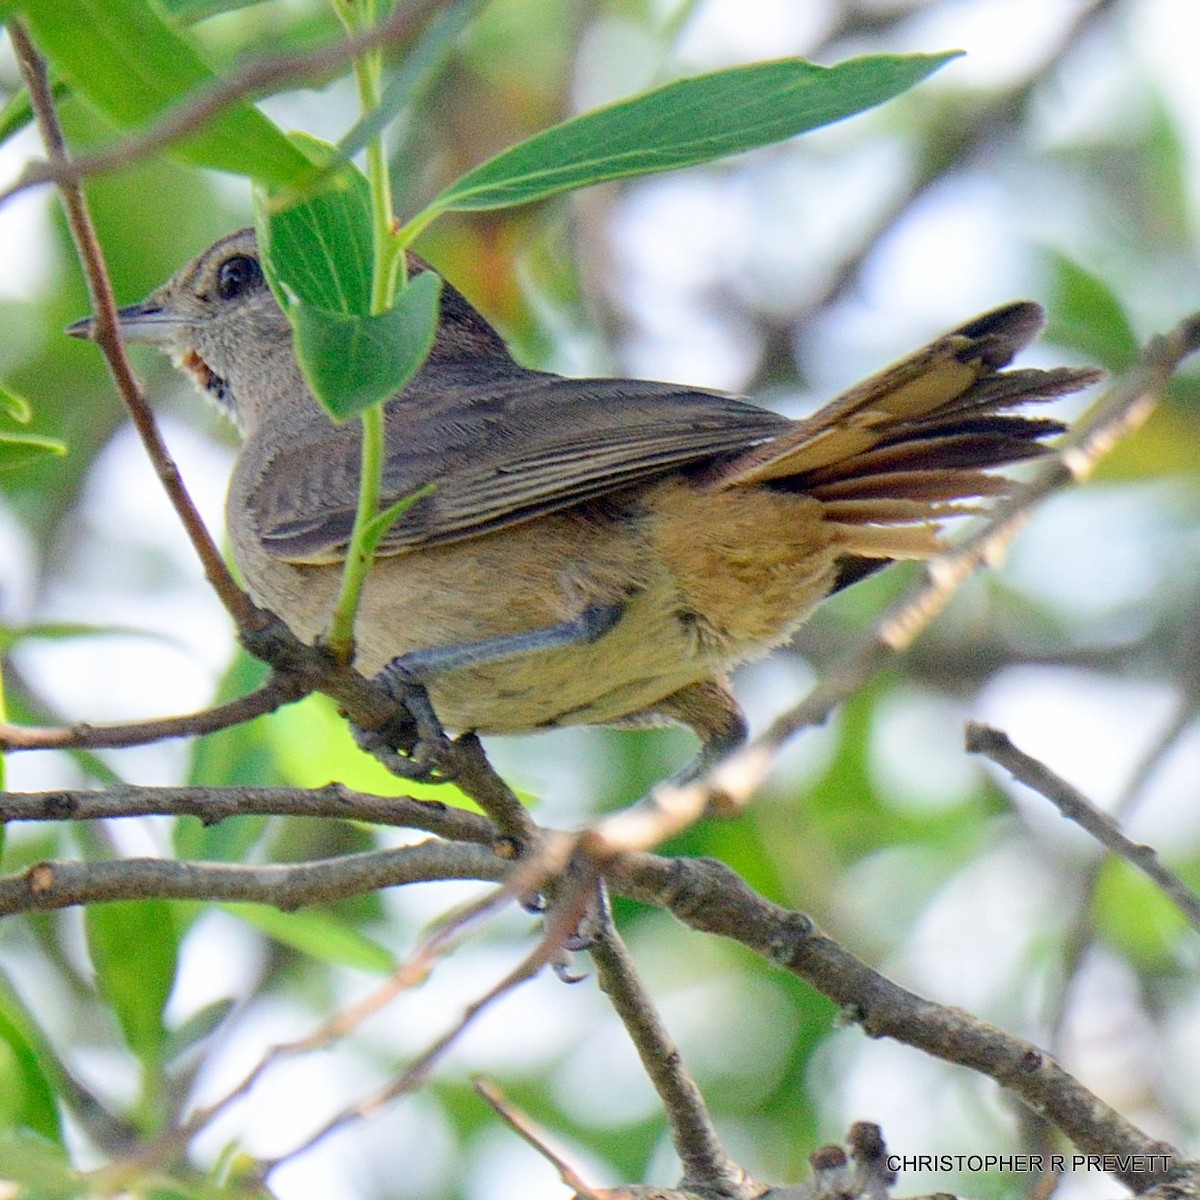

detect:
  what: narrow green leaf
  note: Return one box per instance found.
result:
[337,1,477,162]
[0,1130,74,1196]
[85,900,179,1070]
[290,270,443,422]
[255,139,443,418]
[0,383,31,423]
[0,1010,61,1141]
[164,998,235,1065]
[221,904,396,973]
[158,0,271,21]
[0,620,177,652]
[419,52,959,216]
[0,430,67,471]
[15,0,312,186]
[0,83,71,149]
[362,483,435,556]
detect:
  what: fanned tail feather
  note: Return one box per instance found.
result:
[719,302,1103,563]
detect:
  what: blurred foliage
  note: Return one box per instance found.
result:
[2,1,1200,1198]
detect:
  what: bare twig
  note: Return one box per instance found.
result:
[1039,616,1200,1073]
[0,673,307,752]
[260,878,590,1176]
[434,731,538,848]
[965,722,1200,933]
[10,21,259,631]
[0,841,503,917]
[0,782,495,844]
[0,0,450,210]
[474,1078,608,1200]
[611,854,1188,1194]
[107,878,517,1183]
[580,313,1200,862]
[589,882,755,1198]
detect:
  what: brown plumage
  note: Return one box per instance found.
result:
[70,229,1101,773]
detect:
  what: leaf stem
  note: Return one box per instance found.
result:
[325,0,407,661]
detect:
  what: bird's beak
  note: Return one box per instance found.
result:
[65,299,186,347]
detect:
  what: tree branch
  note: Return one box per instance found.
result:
[0,841,503,917]
[965,722,1200,933]
[9,19,259,631]
[0,673,307,753]
[474,1078,610,1200]
[0,782,496,844]
[610,854,1191,1194]
[259,873,590,1178]
[589,882,755,1198]
[0,0,452,210]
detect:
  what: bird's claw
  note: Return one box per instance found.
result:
[351,664,452,781]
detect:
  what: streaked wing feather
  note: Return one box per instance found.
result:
[252,366,790,562]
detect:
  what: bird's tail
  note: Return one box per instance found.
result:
[719,301,1103,562]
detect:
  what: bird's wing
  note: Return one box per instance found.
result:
[247,360,791,563]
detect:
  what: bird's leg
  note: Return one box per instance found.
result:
[651,678,749,787]
[355,602,625,779]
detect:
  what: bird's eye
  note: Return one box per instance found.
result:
[216,254,263,301]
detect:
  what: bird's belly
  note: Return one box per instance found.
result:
[421,580,715,734]
[232,478,836,735]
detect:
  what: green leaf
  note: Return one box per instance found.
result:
[1043,253,1139,371]
[289,270,443,421]
[0,1009,61,1142]
[256,153,375,315]
[418,52,959,217]
[158,0,271,21]
[0,619,178,652]
[362,482,435,556]
[164,998,235,1065]
[266,692,463,803]
[0,430,67,471]
[337,2,477,163]
[256,138,444,418]
[1093,858,1188,971]
[0,76,70,148]
[85,900,179,1073]
[0,383,31,423]
[14,0,312,186]
[221,904,396,973]
[0,1130,75,1198]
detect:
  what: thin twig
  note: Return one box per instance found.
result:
[0,782,495,844]
[474,1078,608,1200]
[610,854,1187,1195]
[108,877,514,1183]
[9,21,259,631]
[0,673,307,752]
[1041,616,1200,1069]
[0,0,449,210]
[435,731,538,847]
[580,313,1200,862]
[965,722,1200,934]
[589,882,756,1198]
[0,841,503,918]
[259,877,592,1176]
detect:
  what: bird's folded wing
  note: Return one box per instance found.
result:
[248,367,792,563]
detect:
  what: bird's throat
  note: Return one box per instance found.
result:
[176,348,238,423]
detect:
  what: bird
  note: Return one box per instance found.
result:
[69,228,1101,777]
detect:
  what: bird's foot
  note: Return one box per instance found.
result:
[352,660,453,781]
